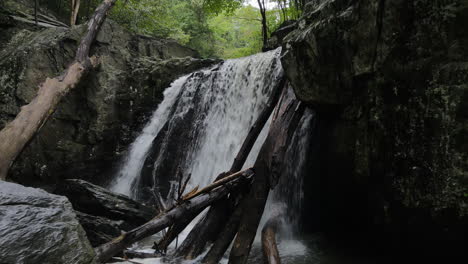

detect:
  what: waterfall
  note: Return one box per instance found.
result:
[108,48,315,263]
[109,48,283,199]
[108,76,189,196]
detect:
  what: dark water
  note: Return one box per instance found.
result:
[247,234,386,264]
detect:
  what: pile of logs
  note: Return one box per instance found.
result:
[92,80,304,264]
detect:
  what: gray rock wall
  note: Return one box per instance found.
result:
[0,3,217,185]
[281,0,468,255]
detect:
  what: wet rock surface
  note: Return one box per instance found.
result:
[0,181,96,264]
[55,179,158,247]
[0,1,218,185]
[282,0,468,257]
[76,212,125,247]
[55,179,156,227]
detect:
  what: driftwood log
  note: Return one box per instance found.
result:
[94,169,254,263]
[175,75,287,259]
[0,0,118,180]
[261,218,281,264]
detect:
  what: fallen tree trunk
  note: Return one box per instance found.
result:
[262,218,281,264]
[0,0,117,181]
[94,169,254,263]
[228,87,305,264]
[175,75,287,259]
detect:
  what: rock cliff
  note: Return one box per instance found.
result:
[281,0,468,256]
[0,1,218,185]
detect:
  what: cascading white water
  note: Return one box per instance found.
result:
[109,48,315,263]
[108,76,190,196]
[109,48,283,198]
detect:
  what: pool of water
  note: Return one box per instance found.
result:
[113,233,391,264]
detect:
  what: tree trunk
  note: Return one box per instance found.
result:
[70,0,81,26]
[94,169,254,263]
[228,87,305,264]
[0,0,117,181]
[34,0,38,25]
[257,0,268,47]
[262,218,281,264]
[174,76,286,260]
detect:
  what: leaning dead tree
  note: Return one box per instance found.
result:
[94,169,255,263]
[0,0,118,181]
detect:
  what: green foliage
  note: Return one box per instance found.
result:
[111,0,183,40]
[109,0,261,58]
[37,0,303,59]
[208,5,263,58]
[203,0,244,14]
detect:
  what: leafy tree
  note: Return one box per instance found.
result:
[208,5,263,58]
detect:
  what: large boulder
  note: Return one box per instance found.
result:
[0,1,218,185]
[0,181,96,264]
[282,0,468,256]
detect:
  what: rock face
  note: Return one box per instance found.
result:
[264,20,297,51]
[55,179,155,227]
[0,181,96,264]
[0,1,218,185]
[282,0,468,256]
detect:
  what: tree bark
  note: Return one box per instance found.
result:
[262,218,281,264]
[257,0,268,47]
[174,76,286,260]
[0,0,117,181]
[71,0,81,26]
[228,87,305,264]
[94,169,254,263]
[34,0,38,25]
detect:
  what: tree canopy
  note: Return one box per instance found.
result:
[37,0,304,58]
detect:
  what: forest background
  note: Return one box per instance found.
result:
[35,0,304,58]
